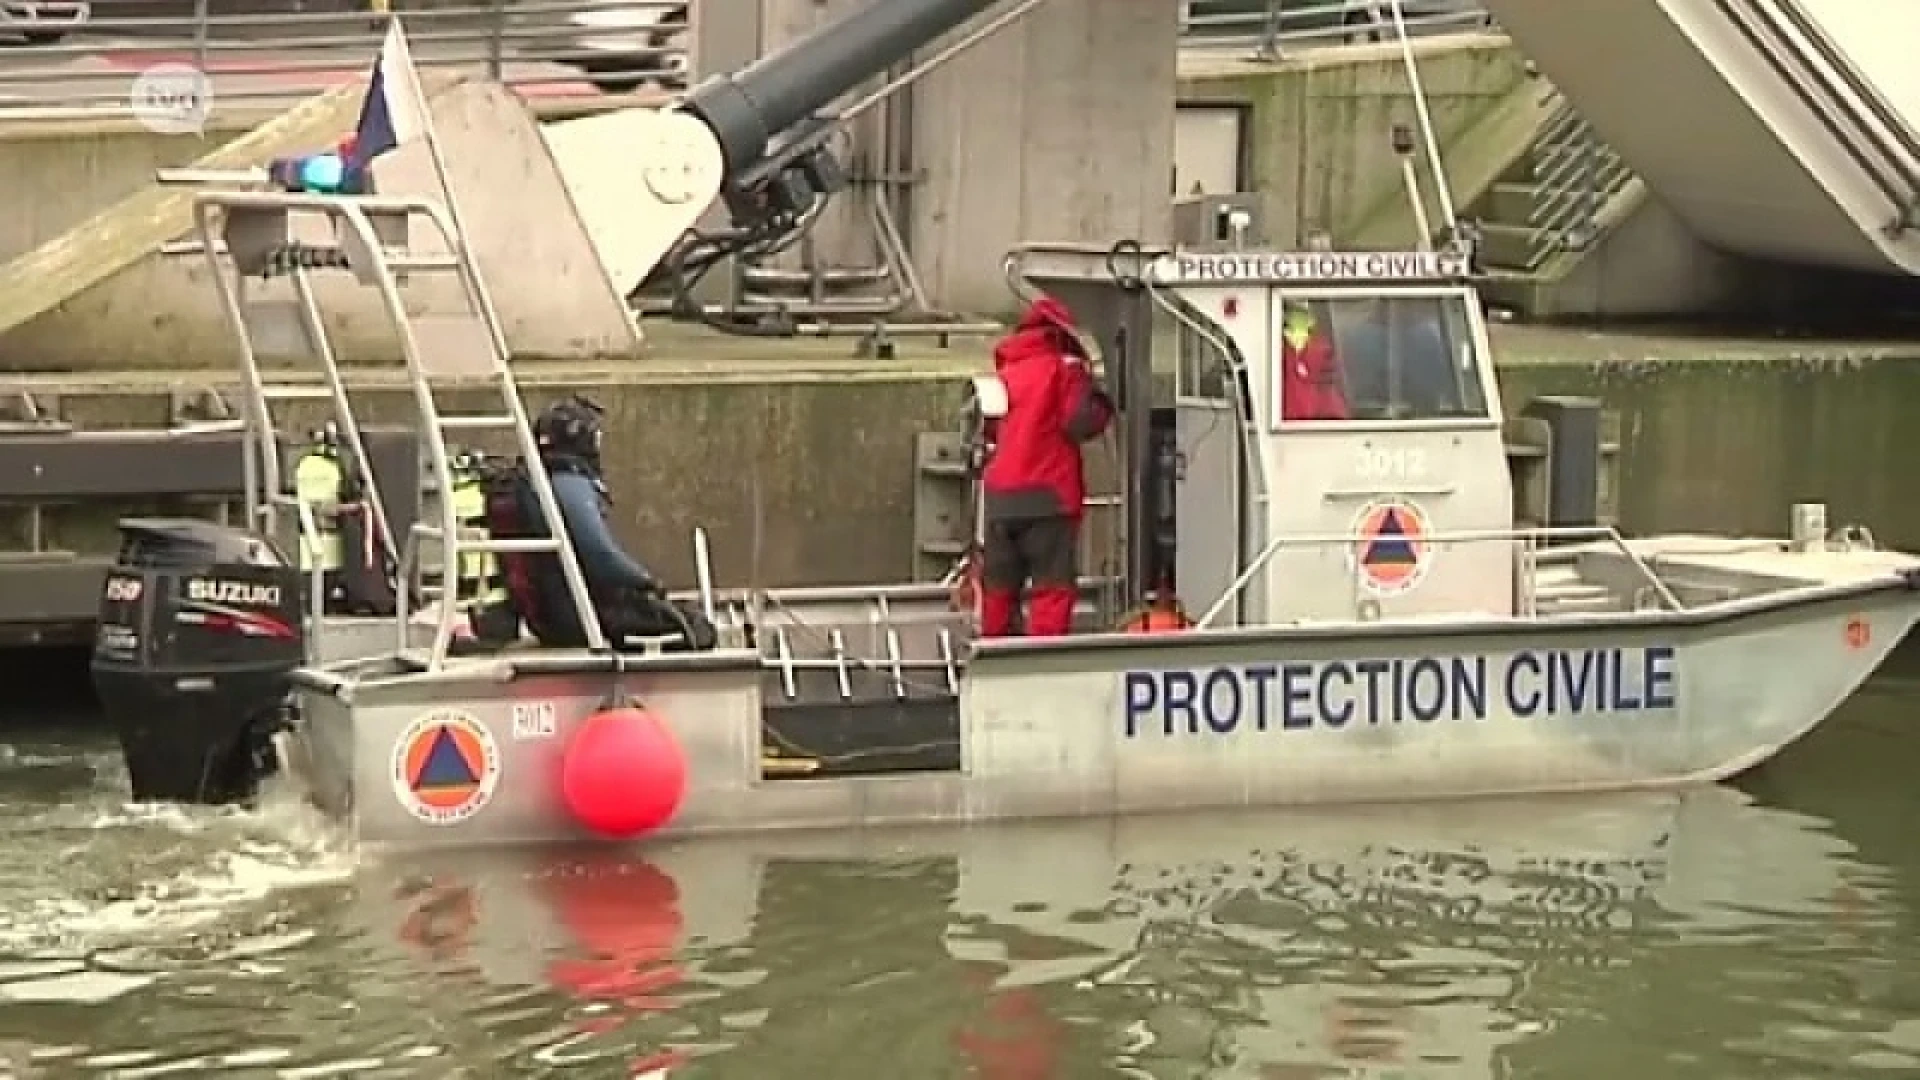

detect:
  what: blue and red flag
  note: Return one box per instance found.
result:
[349,19,429,171]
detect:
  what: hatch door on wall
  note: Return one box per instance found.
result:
[1174,104,1246,197]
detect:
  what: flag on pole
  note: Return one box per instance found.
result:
[350,18,430,170]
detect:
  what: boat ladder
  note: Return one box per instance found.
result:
[191,190,608,669]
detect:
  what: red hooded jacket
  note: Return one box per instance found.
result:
[1280,318,1350,422]
[982,297,1113,521]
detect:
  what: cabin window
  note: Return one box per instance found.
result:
[1274,293,1489,424]
[1175,317,1241,402]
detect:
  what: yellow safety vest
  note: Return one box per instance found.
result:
[449,462,504,609]
[292,448,345,573]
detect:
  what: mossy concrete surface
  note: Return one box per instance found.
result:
[3,323,995,590]
[1178,34,1535,247]
[19,318,1920,588]
[1492,325,1920,550]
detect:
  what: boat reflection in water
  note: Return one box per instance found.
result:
[357,787,1888,1077]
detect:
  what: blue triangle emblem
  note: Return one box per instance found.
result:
[1362,509,1421,567]
[413,727,479,790]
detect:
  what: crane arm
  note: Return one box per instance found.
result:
[568,0,997,303]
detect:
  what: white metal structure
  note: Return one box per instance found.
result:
[1485,0,1920,276]
[193,191,609,670]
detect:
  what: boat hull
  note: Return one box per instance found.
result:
[284,575,1920,850]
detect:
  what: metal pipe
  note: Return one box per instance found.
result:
[743,265,893,287]
[1399,155,1432,249]
[782,319,1003,337]
[1388,0,1458,236]
[694,526,716,623]
[834,0,1052,127]
[733,296,905,315]
[682,0,995,177]
[872,177,931,311]
[883,47,927,311]
[191,0,210,73]
[158,167,269,186]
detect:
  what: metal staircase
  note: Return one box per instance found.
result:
[192,189,608,670]
[1470,97,1637,315]
[1528,563,1620,616]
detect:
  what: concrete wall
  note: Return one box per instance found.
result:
[692,0,1179,318]
[0,121,242,266]
[1494,329,1920,548]
[0,0,1175,363]
[1536,185,1920,323]
[1177,35,1530,248]
[1173,35,1876,324]
[5,329,988,589]
[0,80,637,371]
[909,0,1178,316]
[1525,186,1747,320]
[20,324,1920,598]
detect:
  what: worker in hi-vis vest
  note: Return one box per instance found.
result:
[448,449,507,614]
[292,425,347,610]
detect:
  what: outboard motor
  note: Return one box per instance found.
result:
[91,518,306,805]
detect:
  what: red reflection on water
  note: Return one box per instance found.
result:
[950,956,1068,1080]
[537,857,692,1075]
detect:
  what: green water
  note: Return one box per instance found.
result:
[0,656,1917,1078]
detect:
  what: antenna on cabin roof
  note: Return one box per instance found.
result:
[1385,0,1460,251]
[1391,122,1433,252]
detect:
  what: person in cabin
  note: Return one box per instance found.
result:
[1278,300,1350,422]
[479,396,717,653]
[977,295,1114,638]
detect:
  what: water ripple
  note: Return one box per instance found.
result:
[0,703,1916,1077]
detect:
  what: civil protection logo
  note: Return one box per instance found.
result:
[1349,497,1433,596]
[130,63,212,135]
[391,708,501,825]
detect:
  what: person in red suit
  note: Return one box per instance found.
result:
[1279,300,1350,421]
[978,295,1114,638]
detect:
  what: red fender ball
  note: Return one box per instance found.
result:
[560,706,687,840]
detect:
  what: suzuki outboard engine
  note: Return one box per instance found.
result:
[91,518,306,805]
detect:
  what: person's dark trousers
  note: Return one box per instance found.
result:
[602,591,719,652]
[979,515,1078,637]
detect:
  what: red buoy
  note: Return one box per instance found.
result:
[560,706,687,840]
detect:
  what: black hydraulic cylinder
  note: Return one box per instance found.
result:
[683,0,994,179]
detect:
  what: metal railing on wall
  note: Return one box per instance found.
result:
[0,0,689,121]
[1520,99,1634,270]
[1180,0,1495,56]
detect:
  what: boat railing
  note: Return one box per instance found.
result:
[1197,523,1683,628]
[692,526,719,631]
[291,496,329,663]
[392,519,433,650]
[764,619,966,702]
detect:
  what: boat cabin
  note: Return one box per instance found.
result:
[1152,247,1514,627]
